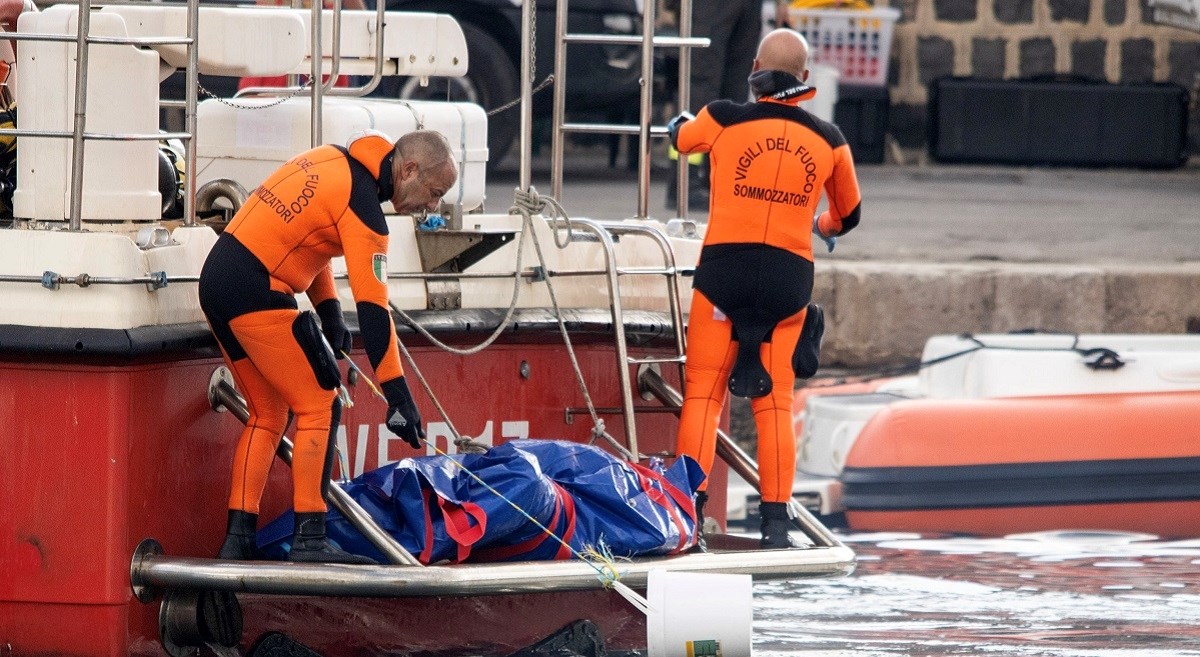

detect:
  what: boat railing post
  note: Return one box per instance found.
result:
[183,0,200,226]
[310,0,323,147]
[674,0,694,219]
[518,0,534,193]
[633,0,655,219]
[67,0,94,232]
[550,0,568,200]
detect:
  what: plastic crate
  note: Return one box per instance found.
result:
[788,7,900,86]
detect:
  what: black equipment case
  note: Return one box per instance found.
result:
[929,76,1190,168]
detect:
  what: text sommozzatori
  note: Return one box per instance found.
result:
[731,137,819,207]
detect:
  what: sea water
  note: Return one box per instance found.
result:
[754,531,1200,656]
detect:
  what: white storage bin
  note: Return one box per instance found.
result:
[799,63,839,122]
[788,7,900,86]
[195,96,488,212]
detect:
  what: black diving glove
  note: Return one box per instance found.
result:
[667,112,694,151]
[315,299,353,358]
[382,376,425,449]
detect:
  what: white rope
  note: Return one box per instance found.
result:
[510,188,635,462]
[388,187,635,458]
[389,216,529,357]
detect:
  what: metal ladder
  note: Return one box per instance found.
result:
[507,0,707,460]
[549,0,707,221]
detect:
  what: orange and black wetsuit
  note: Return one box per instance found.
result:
[198,133,405,516]
[673,81,861,504]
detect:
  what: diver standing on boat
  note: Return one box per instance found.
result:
[198,130,458,564]
[669,29,861,549]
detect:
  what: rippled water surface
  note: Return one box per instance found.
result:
[753,531,1200,656]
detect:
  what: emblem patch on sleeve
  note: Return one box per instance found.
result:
[372,254,388,283]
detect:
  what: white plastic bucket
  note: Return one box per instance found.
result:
[646,570,753,657]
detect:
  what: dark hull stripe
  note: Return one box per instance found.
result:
[0,308,680,358]
[842,456,1200,510]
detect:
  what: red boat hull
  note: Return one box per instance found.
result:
[0,332,717,656]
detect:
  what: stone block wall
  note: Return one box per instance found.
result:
[877,0,1200,153]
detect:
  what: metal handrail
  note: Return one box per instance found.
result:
[236,2,390,100]
[553,217,639,456]
[0,129,191,141]
[3,32,193,45]
[560,34,708,46]
[598,221,687,376]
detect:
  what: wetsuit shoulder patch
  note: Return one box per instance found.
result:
[333,144,389,236]
[734,102,848,150]
[707,100,756,127]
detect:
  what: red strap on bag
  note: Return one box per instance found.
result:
[438,497,488,564]
[629,462,697,554]
[418,488,436,564]
[472,482,577,562]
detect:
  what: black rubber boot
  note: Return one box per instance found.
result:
[759,502,800,549]
[690,491,709,553]
[217,509,267,560]
[289,512,379,565]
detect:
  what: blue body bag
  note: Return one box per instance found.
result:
[259,439,706,564]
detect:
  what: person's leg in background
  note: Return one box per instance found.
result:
[719,0,765,103]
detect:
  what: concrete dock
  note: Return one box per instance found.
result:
[487,147,1200,367]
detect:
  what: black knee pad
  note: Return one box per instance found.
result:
[727,309,775,399]
[292,310,341,391]
[792,304,825,379]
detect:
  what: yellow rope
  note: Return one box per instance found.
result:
[340,353,627,587]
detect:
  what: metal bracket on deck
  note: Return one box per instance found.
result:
[425,279,462,310]
[131,538,165,603]
[207,367,236,414]
[413,228,515,274]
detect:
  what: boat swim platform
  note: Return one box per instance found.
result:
[810,260,1200,369]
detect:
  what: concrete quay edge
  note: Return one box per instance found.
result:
[812,260,1200,368]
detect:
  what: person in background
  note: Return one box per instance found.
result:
[198,129,457,564]
[665,0,791,210]
[669,28,860,549]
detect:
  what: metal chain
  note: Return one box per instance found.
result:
[197,79,314,111]
[484,5,549,119]
[486,75,554,117]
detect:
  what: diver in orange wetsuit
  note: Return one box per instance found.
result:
[670,29,861,549]
[199,130,457,564]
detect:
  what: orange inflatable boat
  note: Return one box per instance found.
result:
[786,333,1200,537]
